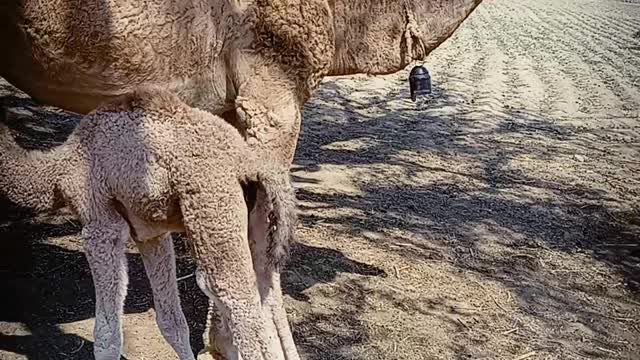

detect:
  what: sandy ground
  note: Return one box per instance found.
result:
[1,0,640,359]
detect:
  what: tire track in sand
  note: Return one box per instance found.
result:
[426,8,492,118]
[524,2,611,115]
[489,1,581,117]
[556,5,640,96]
[522,3,624,116]
[464,5,512,119]
[534,4,638,113]
[554,6,640,111]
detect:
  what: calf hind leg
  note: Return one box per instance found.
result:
[192,232,280,360]
[256,271,298,360]
[137,233,195,360]
[82,211,130,360]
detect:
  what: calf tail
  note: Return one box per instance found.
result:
[0,109,63,212]
[249,164,298,271]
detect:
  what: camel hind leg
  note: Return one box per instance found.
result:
[81,208,130,360]
[137,233,195,360]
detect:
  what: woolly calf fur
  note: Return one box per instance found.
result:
[0,87,300,360]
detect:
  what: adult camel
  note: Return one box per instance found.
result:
[0,0,483,359]
[0,0,482,166]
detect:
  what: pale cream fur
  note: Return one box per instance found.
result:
[0,87,299,360]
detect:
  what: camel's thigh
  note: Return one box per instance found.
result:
[234,63,303,168]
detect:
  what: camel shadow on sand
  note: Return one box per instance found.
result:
[2,75,639,359]
[0,207,385,359]
[293,77,640,358]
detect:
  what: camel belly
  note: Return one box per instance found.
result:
[0,0,228,114]
[113,198,185,243]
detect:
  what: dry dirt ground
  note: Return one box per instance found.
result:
[1,0,640,359]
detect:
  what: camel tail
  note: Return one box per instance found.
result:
[0,109,63,212]
[250,164,298,271]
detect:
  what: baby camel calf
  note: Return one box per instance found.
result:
[0,88,300,360]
